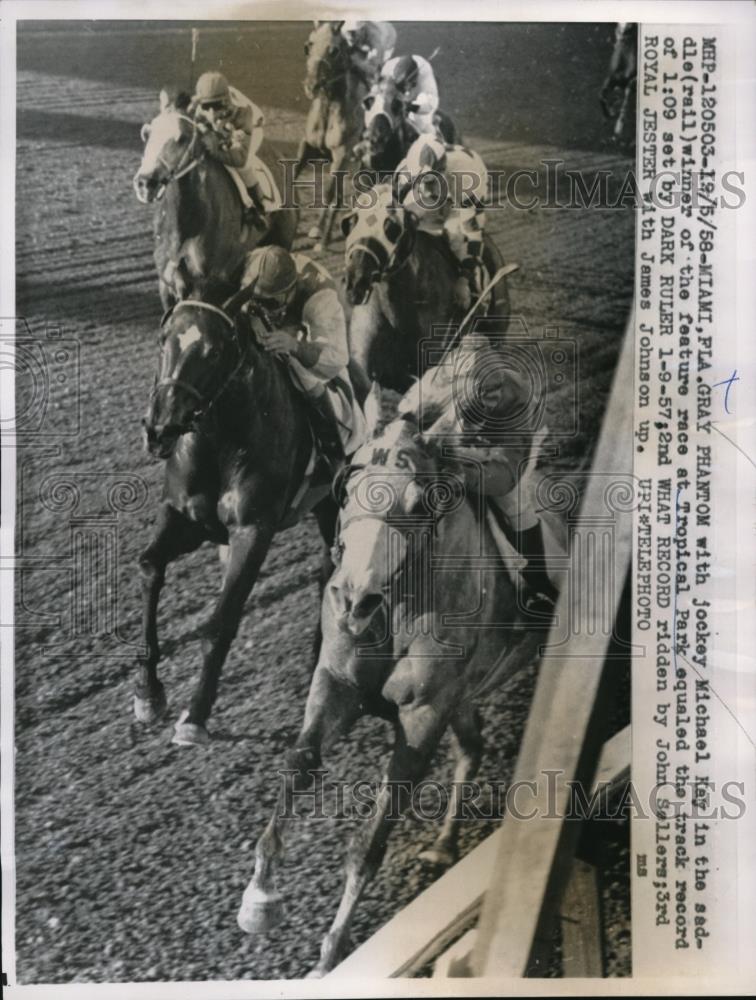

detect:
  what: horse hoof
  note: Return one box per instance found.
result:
[418,845,457,868]
[171,711,210,747]
[307,225,320,240]
[305,967,327,980]
[237,888,285,934]
[133,686,167,724]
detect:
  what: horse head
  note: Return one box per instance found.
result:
[303,21,350,99]
[143,302,243,459]
[134,91,200,204]
[342,183,417,305]
[329,400,463,636]
[362,81,405,161]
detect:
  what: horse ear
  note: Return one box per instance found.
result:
[363,382,383,437]
[140,123,151,144]
[159,89,171,111]
[174,90,191,111]
[341,212,357,238]
[403,209,419,232]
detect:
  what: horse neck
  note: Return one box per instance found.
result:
[216,337,304,449]
[167,158,234,239]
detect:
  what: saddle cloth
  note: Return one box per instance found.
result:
[223,154,283,213]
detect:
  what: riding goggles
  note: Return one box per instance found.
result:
[200,99,227,112]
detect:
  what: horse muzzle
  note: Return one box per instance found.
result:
[345,270,374,308]
[329,581,384,636]
[142,419,181,460]
[133,171,165,204]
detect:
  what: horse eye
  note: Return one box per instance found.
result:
[304,42,311,55]
[140,123,151,143]
[383,217,402,243]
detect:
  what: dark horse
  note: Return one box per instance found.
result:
[342,184,511,394]
[134,90,298,309]
[135,300,337,745]
[359,77,459,175]
[293,22,368,250]
[599,23,638,140]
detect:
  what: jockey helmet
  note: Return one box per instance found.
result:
[195,71,230,109]
[406,135,447,177]
[243,246,298,305]
[391,54,418,91]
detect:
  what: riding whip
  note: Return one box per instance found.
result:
[437,262,520,366]
[189,28,199,89]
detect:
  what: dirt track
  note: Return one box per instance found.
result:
[14,23,634,982]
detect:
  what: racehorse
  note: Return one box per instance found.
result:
[360,78,459,176]
[293,22,369,250]
[599,23,638,140]
[135,299,337,745]
[342,184,510,394]
[238,400,545,976]
[134,90,298,310]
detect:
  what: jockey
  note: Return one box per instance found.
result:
[192,71,267,225]
[395,134,489,311]
[398,336,559,619]
[234,246,365,467]
[379,54,439,136]
[340,20,397,87]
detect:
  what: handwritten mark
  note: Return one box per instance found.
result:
[712,370,739,414]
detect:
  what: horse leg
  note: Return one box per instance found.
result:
[173,521,276,746]
[238,665,364,934]
[418,704,484,867]
[309,498,338,673]
[293,138,322,180]
[314,146,346,252]
[308,696,449,976]
[134,504,205,723]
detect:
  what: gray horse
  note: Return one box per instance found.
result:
[239,397,552,975]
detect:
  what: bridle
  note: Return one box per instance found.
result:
[151,301,252,433]
[135,112,202,202]
[329,451,458,572]
[344,211,415,295]
[304,33,350,98]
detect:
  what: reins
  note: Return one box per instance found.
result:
[138,111,203,202]
[152,301,253,432]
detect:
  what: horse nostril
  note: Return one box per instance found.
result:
[353,592,383,620]
[329,582,351,616]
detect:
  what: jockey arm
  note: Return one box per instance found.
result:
[204,100,264,166]
[297,288,349,378]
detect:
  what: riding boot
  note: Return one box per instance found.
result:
[308,390,345,476]
[514,522,559,624]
